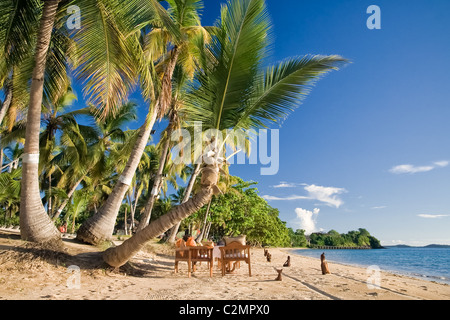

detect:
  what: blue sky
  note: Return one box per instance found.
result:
[192,0,450,246]
[51,0,450,245]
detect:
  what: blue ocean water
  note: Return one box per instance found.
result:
[290,247,450,285]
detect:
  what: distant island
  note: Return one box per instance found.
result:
[289,228,384,249]
[385,244,450,248]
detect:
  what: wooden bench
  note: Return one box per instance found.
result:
[174,246,214,278]
[219,242,251,276]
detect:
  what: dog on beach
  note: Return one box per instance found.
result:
[283,256,291,267]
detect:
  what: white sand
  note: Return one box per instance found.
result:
[1,229,449,300]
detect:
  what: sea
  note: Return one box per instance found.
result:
[290,247,450,285]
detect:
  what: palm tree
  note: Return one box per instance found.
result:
[0,0,41,128]
[19,0,62,243]
[76,0,209,244]
[137,64,192,231]
[39,89,78,216]
[103,0,347,267]
[51,103,137,220]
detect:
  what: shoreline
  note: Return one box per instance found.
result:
[0,229,449,300]
[287,247,450,286]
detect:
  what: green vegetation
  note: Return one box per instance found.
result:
[177,177,292,247]
[309,228,383,248]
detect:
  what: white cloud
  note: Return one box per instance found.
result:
[371,206,387,209]
[434,160,449,167]
[272,182,298,188]
[263,184,346,208]
[262,195,308,201]
[417,214,449,219]
[304,184,346,208]
[389,164,434,174]
[294,208,320,235]
[389,160,448,174]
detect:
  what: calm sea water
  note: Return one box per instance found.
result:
[290,247,450,285]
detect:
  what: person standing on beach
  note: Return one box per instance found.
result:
[321,252,331,275]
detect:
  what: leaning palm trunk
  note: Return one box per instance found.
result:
[76,108,158,244]
[103,163,218,267]
[19,0,61,243]
[137,128,171,231]
[167,162,201,243]
[52,173,86,221]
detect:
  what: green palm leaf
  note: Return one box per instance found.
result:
[237,55,349,130]
[72,0,138,118]
[184,0,348,136]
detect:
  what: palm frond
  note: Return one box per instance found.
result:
[237,55,349,130]
[72,0,138,119]
[183,0,271,130]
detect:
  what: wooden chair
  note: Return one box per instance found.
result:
[219,242,251,276]
[174,246,214,278]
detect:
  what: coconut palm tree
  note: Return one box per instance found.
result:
[19,0,63,242]
[76,0,210,244]
[102,0,347,267]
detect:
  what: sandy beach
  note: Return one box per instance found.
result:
[0,229,449,301]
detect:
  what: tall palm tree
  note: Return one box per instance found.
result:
[103,0,347,267]
[19,0,62,242]
[76,0,209,244]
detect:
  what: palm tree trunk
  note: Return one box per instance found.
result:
[167,163,201,243]
[204,221,212,240]
[197,199,212,242]
[103,164,217,267]
[0,148,3,172]
[52,174,86,221]
[124,206,128,236]
[48,174,52,216]
[19,0,61,243]
[131,188,141,233]
[137,130,171,231]
[0,81,12,127]
[76,107,158,244]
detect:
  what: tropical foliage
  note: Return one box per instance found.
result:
[309,228,383,248]
[181,177,291,247]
